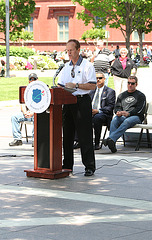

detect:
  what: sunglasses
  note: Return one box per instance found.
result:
[71,67,75,78]
[128,82,136,85]
[97,77,104,80]
[29,78,36,81]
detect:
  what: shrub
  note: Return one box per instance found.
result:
[0,45,35,59]
[28,55,58,70]
[0,55,59,70]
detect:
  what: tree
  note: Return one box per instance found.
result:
[81,28,105,42]
[0,0,35,42]
[72,0,152,51]
[134,2,152,65]
[11,30,33,46]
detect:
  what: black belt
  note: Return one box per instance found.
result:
[76,94,88,98]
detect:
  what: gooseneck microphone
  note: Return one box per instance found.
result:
[53,64,65,86]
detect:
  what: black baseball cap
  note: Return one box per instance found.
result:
[28,73,38,80]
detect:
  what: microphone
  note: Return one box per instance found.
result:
[53,64,65,86]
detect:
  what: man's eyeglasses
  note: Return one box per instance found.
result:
[71,67,75,78]
[29,78,36,81]
[97,77,104,80]
[128,82,136,85]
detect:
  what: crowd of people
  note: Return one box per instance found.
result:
[9,39,147,177]
[60,43,152,64]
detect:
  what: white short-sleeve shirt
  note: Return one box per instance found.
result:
[57,56,97,96]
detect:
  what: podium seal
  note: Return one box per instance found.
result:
[24,80,51,113]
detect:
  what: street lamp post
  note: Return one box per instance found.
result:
[5,0,10,78]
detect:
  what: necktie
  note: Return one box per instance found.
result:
[93,88,100,109]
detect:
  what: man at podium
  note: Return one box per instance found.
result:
[57,39,96,176]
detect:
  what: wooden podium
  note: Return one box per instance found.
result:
[19,86,77,179]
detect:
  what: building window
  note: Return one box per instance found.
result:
[25,17,33,32]
[132,30,145,41]
[58,16,69,41]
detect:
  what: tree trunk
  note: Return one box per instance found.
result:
[125,2,132,53]
[137,29,144,66]
[125,34,130,52]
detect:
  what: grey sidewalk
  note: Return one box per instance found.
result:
[1,67,152,240]
[1,103,152,240]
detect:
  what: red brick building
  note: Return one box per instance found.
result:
[1,0,152,52]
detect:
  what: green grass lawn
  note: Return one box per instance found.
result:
[0,77,54,101]
[0,76,114,101]
[108,76,114,89]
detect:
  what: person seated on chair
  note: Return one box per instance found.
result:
[103,76,146,153]
[90,71,116,150]
[9,73,38,147]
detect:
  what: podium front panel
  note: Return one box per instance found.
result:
[37,112,50,168]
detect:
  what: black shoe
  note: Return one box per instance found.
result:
[73,141,80,149]
[84,169,94,176]
[32,141,34,147]
[103,138,109,147]
[93,144,101,150]
[9,139,22,146]
[107,138,117,153]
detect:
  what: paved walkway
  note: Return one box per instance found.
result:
[0,67,152,239]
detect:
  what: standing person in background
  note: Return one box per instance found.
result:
[0,60,5,77]
[91,39,115,86]
[57,39,96,176]
[111,47,137,98]
[136,44,140,57]
[113,45,120,58]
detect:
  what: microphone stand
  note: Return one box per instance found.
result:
[53,63,65,86]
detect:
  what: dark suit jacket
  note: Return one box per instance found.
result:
[89,85,116,129]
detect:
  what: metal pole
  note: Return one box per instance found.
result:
[6,0,10,77]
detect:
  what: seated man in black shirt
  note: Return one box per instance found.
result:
[103,76,146,153]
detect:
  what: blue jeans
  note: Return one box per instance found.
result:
[11,112,34,140]
[109,115,141,142]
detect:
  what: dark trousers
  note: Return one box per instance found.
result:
[62,94,95,172]
[92,113,107,145]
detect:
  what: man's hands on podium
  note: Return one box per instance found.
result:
[65,82,76,89]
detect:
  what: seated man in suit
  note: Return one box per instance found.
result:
[90,71,116,150]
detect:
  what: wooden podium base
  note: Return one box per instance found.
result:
[19,87,77,181]
[24,169,72,180]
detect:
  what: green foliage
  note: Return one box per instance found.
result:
[72,0,152,49]
[11,31,33,42]
[81,28,105,42]
[0,45,34,58]
[0,0,35,41]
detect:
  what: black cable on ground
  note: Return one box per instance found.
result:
[73,157,152,176]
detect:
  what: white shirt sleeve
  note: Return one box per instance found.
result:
[109,53,115,62]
